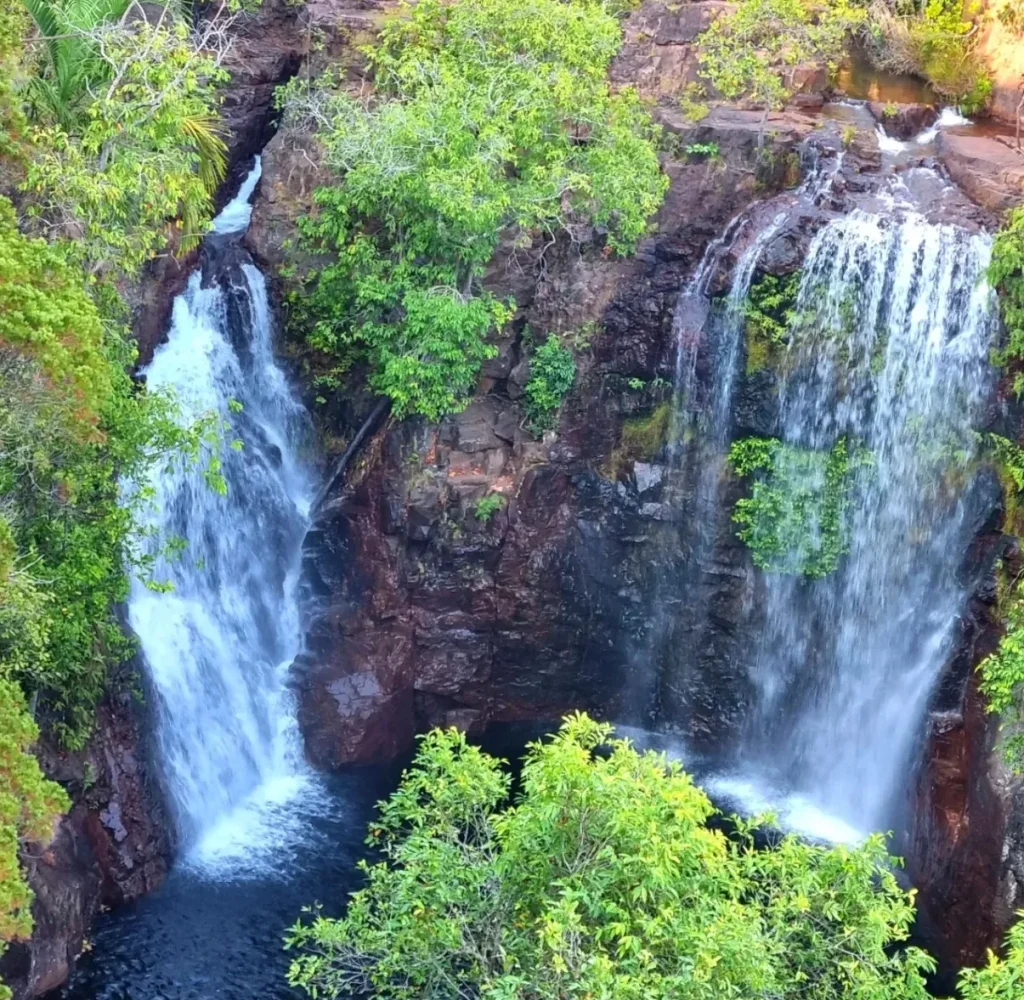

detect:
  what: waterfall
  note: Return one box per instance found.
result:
[127,159,318,870]
[713,208,997,840]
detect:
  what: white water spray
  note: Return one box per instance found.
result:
[728,209,997,837]
[128,160,321,873]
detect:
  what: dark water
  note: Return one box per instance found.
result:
[59,768,400,1000]
[835,48,938,105]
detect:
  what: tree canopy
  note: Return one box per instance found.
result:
[286,714,942,1000]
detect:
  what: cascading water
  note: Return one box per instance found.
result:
[711,205,997,840]
[127,158,317,868]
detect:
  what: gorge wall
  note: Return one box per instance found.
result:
[1,686,169,1000]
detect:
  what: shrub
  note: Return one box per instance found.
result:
[474,492,507,522]
[281,0,667,420]
[990,207,1024,395]
[286,713,934,1000]
[523,335,577,434]
[20,5,230,270]
[744,271,800,374]
[863,0,990,109]
[958,915,1024,1000]
[729,435,869,577]
[697,0,865,109]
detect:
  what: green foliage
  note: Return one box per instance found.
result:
[977,436,1024,771]
[286,713,933,1000]
[611,400,672,475]
[523,335,577,434]
[864,0,990,108]
[958,915,1024,1000]
[685,141,720,160]
[474,492,507,522]
[0,196,113,422]
[0,6,231,997]
[282,0,667,420]
[979,573,1024,772]
[729,436,869,578]
[744,271,800,374]
[987,433,1024,536]
[22,8,229,272]
[23,0,137,128]
[990,208,1024,396]
[0,5,30,161]
[0,202,209,745]
[697,0,865,109]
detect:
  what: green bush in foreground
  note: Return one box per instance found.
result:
[286,713,936,1000]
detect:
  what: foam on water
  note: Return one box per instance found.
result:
[914,107,972,144]
[705,775,866,846]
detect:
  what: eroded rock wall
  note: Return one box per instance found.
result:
[3,689,169,1000]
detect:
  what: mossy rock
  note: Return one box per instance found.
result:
[606,401,672,478]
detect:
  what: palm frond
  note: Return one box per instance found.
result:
[179,114,228,193]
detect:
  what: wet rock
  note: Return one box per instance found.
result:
[2,693,170,1000]
[868,101,937,141]
[935,132,1024,212]
[634,462,664,494]
[205,0,305,169]
[246,130,328,273]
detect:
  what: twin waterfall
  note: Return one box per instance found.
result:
[128,161,317,868]
[127,154,998,870]
[673,193,997,840]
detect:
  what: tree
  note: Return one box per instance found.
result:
[21,1,230,271]
[286,713,934,1000]
[280,0,667,420]
[696,0,865,109]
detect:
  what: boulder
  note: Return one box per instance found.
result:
[936,131,1024,212]
[868,101,938,140]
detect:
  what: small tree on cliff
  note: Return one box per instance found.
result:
[286,713,935,999]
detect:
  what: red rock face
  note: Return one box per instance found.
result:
[910,683,1005,976]
[936,131,1024,214]
[3,692,170,1000]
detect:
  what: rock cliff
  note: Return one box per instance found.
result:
[4,687,169,1000]
[238,0,1024,975]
